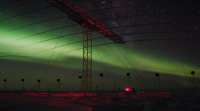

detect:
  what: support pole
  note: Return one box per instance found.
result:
[21,79,24,90]
[129,76,130,88]
[57,79,60,91]
[38,79,40,91]
[115,80,116,91]
[39,83,40,91]
[127,73,130,88]
[5,82,6,91]
[83,26,93,94]
[193,75,195,92]
[191,71,195,93]
[100,73,103,92]
[102,76,103,92]
[44,0,124,95]
[155,73,160,93]
[4,79,7,91]
[158,77,160,92]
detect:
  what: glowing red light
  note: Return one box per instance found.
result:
[125,88,130,91]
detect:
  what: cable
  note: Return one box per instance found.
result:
[93,39,114,87]
[8,16,68,31]
[8,0,198,33]
[20,31,82,48]
[8,3,195,32]
[45,44,82,91]
[0,54,34,58]
[15,17,199,41]
[114,44,151,90]
[31,39,83,55]
[34,26,82,89]
[97,11,199,22]
[120,30,199,36]
[99,38,148,90]
[41,18,69,79]
[15,24,78,41]
[0,0,21,7]
[42,42,117,58]
[18,20,199,48]
[85,0,184,13]
[42,26,81,77]
[0,6,53,22]
[23,29,199,53]
[104,21,200,30]
[124,38,200,42]
[34,40,116,56]
[1,38,199,59]
[32,35,199,56]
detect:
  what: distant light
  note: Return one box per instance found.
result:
[125,88,130,91]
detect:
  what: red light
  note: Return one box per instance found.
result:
[125,88,131,91]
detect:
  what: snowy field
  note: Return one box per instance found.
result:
[0,91,200,111]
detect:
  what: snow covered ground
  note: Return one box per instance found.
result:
[0,91,200,111]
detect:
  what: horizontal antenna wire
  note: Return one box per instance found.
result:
[114,44,151,90]
[93,39,114,87]
[0,6,53,22]
[33,26,81,90]
[0,0,21,7]
[100,38,148,90]
[1,38,199,58]
[26,30,199,56]
[41,18,69,79]
[18,20,199,48]
[46,44,82,91]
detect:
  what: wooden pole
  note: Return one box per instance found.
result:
[4,79,7,91]
[100,73,103,92]
[57,79,60,91]
[155,73,160,93]
[127,73,130,88]
[129,75,130,88]
[21,79,24,91]
[102,76,103,92]
[37,79,41,91]
[115,80,116,91]
[5,81,7,91]
[80,79,81,92]
[81,78,82,92]
[39,82,40,91]
[158,77,160,92]
[59,81,60,91]
[191,71,195,94]
[193,74,195,93]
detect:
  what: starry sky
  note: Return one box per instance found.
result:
[0,0,200,92]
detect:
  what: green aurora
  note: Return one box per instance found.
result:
[0,5,199,91]
[0,19,199,78]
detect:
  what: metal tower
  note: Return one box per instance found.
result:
[44,0,124,94]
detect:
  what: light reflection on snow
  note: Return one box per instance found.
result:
[0,91,199,111]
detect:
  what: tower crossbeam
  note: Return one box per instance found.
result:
[44,0,124,94]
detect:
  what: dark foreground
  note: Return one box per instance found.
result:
[0,91,200,111]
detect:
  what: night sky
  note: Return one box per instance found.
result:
[0,0,200,92]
